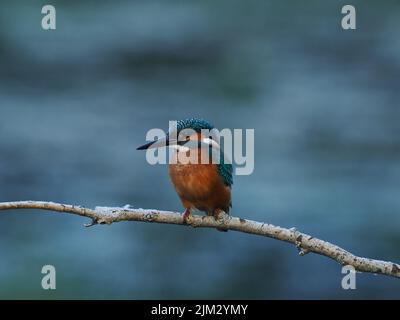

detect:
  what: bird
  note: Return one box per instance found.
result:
[137,118,233,229]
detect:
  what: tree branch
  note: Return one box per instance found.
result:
[1,200,399,279]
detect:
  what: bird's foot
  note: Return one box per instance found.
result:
[214,210,229,232]
[182,208,192,224]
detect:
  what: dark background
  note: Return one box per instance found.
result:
[0,0,399,299]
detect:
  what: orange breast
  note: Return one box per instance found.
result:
[168,161,231,214]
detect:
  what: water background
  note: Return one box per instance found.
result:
[0,0,399,298]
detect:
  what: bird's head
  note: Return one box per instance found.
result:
[137,118,220,151]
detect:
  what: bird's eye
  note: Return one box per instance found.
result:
[185,136,190,141]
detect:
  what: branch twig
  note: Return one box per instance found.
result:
[1,200,399,279]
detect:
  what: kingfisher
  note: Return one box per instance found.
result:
[137,118,233,228]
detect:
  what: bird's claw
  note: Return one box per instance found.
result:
[182,209,192,224]
[214,210,229,232]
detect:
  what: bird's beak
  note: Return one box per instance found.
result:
[137,135,176,150]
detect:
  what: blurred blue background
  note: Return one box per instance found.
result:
[0,0,400,299]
